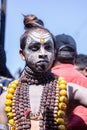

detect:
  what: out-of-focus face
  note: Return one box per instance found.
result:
[75,65,87,77]
[21,29,55,73]
[80,69,87,77]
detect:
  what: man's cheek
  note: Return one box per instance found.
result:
[28,56,38,65]
[48,54,54,61]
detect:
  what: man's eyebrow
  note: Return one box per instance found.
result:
[44,40,53,45]
[29,41,40,45]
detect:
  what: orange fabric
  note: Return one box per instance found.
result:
[52,64,87,88]
[52,64,87,130]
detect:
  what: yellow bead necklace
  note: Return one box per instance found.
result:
[5,77,67,130]
[56,77,67,130]
[5,80,18,130]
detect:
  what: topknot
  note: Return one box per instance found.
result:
[23,14,44,29]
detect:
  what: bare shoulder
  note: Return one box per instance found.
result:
[67,82,87,92]
[67,82,87,106]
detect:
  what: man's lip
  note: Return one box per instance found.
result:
[37,60,48,63]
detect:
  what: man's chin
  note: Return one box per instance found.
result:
[36,64,47,72]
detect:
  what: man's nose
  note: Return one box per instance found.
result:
[39,54,47,58]
[39,48,47,58]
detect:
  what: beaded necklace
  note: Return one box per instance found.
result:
[5,66,67,130]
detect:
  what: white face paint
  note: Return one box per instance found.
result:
[23,31,55,73]
[26,32,53,45]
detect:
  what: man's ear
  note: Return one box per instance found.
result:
[83,67,87,77]
[85,67,87,72]
[84,67,87,75]
[19,49,25,60]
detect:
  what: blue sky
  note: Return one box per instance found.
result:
[5,0,87,77]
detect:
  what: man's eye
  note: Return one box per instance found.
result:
[29,46,40,51]
[45,45,52,51]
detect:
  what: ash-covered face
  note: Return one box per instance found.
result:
[22,30,55,73]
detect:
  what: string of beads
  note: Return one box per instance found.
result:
[5,76,67,130]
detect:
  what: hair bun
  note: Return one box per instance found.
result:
[23,14,44,29]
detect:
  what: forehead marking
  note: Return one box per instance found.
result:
[40,38,45,45]
[27,31,52,44]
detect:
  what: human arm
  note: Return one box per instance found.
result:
[67,82,87,107]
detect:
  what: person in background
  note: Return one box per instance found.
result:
[52,34,87,130]
[52,34,87,87]
[0,45,14,95]
[75,54,87,77]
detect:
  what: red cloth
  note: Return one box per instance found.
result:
[52,64,87,130]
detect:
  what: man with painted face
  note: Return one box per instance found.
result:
[1,15,87,130]
[20,30,55,73]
